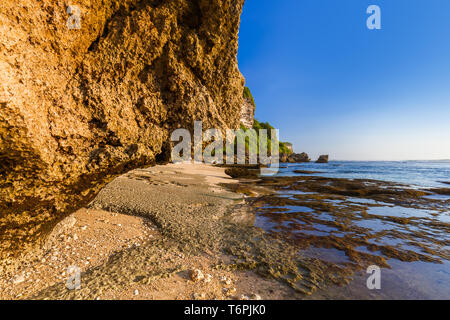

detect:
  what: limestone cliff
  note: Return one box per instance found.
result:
[240,86,255,128]
[0,0,245,258]
[240,97,255,128]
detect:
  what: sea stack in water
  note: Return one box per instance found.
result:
[280,152,311,163]
[316,155,329,163]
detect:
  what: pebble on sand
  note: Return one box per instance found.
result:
[220,276,232,286]
[250,293,262,300]
[222,287,236,296]
[193,292,206,299]
[203,274,212,283]
[190,269,204,282]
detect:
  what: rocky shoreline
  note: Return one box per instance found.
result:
[280,152,329,164]
[0,164,296,300]
[1,163,449,300]
[223,167,450,299]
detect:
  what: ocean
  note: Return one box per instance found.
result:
[277,160,450,189]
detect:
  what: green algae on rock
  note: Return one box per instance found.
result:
[221,174,450,293]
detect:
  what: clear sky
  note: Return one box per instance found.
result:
[237,0,450,161]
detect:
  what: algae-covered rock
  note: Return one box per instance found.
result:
[431,188,450,196]
[225,168,259,179]
[0,0,245,258]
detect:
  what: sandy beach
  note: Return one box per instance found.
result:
[1,162,448,300]
[0,163,295,300]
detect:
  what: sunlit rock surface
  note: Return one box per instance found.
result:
[0,0,245,258]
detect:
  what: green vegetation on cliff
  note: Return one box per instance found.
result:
[241,86,293,155]
[236,119,293,156]
[243,86,256,109]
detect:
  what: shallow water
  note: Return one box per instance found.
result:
[303,259,450,300]
[276,160,450,189]
[254,161,450,299]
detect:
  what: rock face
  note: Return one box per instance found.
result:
[0,0,245,258]
[316,155,329,163]
[284,142,293,153]
[240,97,255,128]
[280,152,311,163]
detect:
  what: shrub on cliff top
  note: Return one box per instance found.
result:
[232,120,293,156]
[243,86,256,109]
[279,141,293,155]
[243,87,293,155]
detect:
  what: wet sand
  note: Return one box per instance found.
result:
[0,163,294,300]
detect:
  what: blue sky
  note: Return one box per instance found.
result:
[237,0,450,160]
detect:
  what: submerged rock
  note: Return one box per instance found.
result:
[0,0,245,258]
[293,170,321,174]
[430,188,450,195]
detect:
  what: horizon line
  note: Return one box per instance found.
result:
[323,159,450,162]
